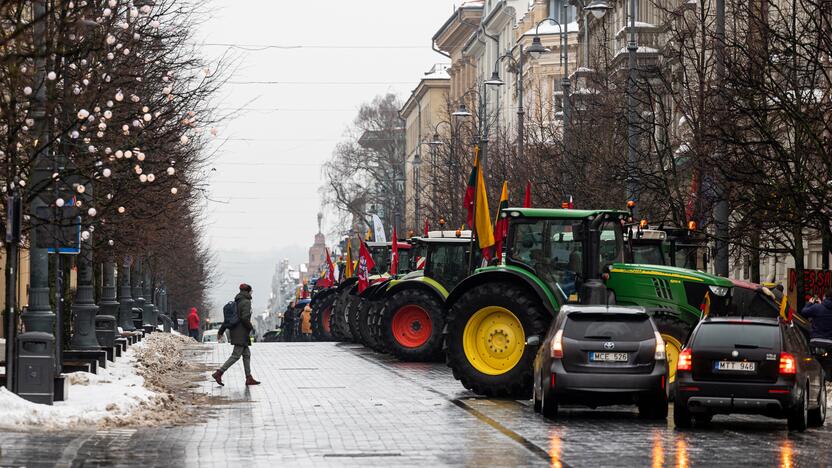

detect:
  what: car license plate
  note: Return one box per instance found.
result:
[590,352,628,362]
[714,361,756,372]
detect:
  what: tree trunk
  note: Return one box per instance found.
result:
[750,229,761,283]
[792,227,806,312]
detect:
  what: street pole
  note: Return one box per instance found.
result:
[626,0,639,215]
[69,221,100,349]
[713,0,729,276]
[562,5,572,168]
[132,258,145,330]
[413,155,421,229]
[517,44,525,162]
[98,258,119,335]
[21,0,56,340]
[117,257,136,331]
[4,194,21,392]
[142,265,156,328]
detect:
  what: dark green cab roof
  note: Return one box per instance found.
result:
[503,207,630,219]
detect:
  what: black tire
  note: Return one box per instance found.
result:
[311,293,336,341]
[787,382,809,431]
[381,288,446,362]
[541,390,558,419]
[639,392,669,420]
[331,288,353,341]
[368,302,388,353]
[348,296,363,343]
[673,400,692,429]
[808,381,827,427]
[444,282,548,398]
[356,299,377,349]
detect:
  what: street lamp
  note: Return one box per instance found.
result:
[484,71,504,87]
[452,103,472,118]
[584,0,613,19]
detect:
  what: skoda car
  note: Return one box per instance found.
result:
[674,317,826,431]
[533,305,669,419]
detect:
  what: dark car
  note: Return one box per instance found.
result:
[262,330,282,342]
[533,305,669,419]
[674,317,827,431]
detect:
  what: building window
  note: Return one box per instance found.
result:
[549,0,576,24]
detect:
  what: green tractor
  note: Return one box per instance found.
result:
[443,208,733,398]
[369,231,477,361]
[628,225,706,270]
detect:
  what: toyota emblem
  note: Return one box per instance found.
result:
[603,342,615,350]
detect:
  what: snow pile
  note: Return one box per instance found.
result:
[0,332,209,430]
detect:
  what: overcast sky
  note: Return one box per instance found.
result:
[196,1,457,313]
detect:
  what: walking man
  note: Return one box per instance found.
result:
[187,307,200,341]
[212,284,261,386]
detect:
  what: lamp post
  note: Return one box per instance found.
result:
[412,152,422,227]
[117,257,136,332]
[142,265,156,329]
[69,210,100,349]
[584,0,638,213]
[427,132,443,219]
[485,44,526,162]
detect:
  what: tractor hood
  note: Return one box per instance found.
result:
[609,263,734,287]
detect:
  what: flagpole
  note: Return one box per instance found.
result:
[468,148,479,274]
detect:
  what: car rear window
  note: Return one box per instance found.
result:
[692,323,780,349]
[563,315,654,341]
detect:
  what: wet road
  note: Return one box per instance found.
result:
[0,342,829,467]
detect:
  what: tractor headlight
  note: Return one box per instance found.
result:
[709,285,729,297]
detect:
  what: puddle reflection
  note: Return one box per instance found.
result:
[780,439,794,468]
[651,429,664,468]
[676,437,689,468]
[548,427,563,468]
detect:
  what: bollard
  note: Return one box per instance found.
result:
[16,332,55,405]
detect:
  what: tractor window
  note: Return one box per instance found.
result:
[397,248,412,273]
[426,243,471,290]
[598,221,624,269]
[631,243,666,265]
[546,220,583,297]
[369,246,390,275]
[510,221,545,267]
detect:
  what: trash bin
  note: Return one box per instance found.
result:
[16,332,55,405]
[95,315,117,348]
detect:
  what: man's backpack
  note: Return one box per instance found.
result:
[223,300,240,327]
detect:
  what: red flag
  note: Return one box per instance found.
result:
[523,181,532,208]
[324,248,336,287]
[464,148,479,229]
[423,218,429,237]
[390,226,399,275]
[357,236,376,293]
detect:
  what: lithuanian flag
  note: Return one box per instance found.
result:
[345,240,354,278]
[464,147,479,229]
[474,155,495,259]
[493,181,509,260]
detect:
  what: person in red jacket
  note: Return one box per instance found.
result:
[187,307,200,341]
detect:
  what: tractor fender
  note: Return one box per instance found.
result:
[359,280,390,300]
[310,288,337,307]
[446,268,560,317]
[384,276,448,303]
[336,277,358,292]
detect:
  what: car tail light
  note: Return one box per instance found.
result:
[677,348,692,371]
[550,329,564,359]
[654,331,666,360]
[779,352,796,374]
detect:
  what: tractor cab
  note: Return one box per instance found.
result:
[626,228,667,265]
[422,230,477,292]
[503,208,627,301]
[366,241,413,275]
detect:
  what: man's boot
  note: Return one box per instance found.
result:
[212,370,224,386]
[245,375,261,386]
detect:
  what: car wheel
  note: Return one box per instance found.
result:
[673,400,692,429]
[809,381,827,427]
[787,382,809,431]
[541,389,558,419]
[639,392,669,420]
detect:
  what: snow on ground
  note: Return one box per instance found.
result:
[0,332,206,430]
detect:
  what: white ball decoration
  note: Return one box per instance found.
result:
[115,150,123,158]
[108,0,116,7]
[162,86,172,95]
[137,152,145,161]
[106,100,113,107]
[108,239,114,246]
[107,53,114,60]
[106,34,116,45]
[76,184,86,194]
[98,122,106,130]
[147,173,155,182]
[140,5,151,14]
[123,48,130,56]
[70,130,79,139]
[150,20,160,29]
[81,231,90,240]
[134,165,142,174]
[121,124,129,132]
[56,198,65,207]
[170,187,178,195]
[117,206,125,214]
[115,91,123,101]
[103,168,112,177]
[23,86,32,95]
[87,208,97,217]
[47,71,56,80]
[143,113,151,122]
[104,110,112,119]
[139,174,147,183]
[88,145,97,153]
[124,150,132,158]
[166,167,175,175]
[180,135,189,144]
[103,8,112,17]
[77,109,90,120]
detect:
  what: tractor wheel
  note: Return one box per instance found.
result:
[368,302,388,353]
[311,293,336,341]
[652,315,691,388]
[331,289,353,341]
[356,299,377,348]
[381,289,445,362]
[348,296,363,343]
[444,283,547,398]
